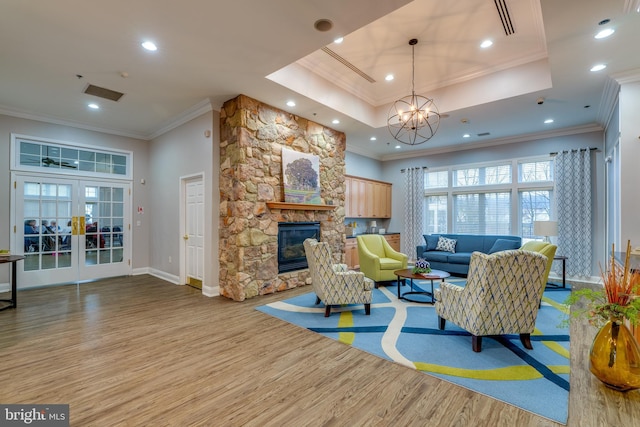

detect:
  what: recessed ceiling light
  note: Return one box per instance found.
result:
[395,145,401,149]
[463,134,470,138]
[480,39,493,48]
[590,64,607,72]
[385,74,394,81]
[88,103,99,109]
[334,37,344,44]
[544,118,554,124]
[595,28,615,39]
[141,41,157,51]
[370,137,377,141]
[332,119,340,124]
[286,100,296,107]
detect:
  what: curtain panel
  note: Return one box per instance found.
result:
[555,149,593,277]
[403,167,425,261]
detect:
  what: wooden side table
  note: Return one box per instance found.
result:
[551,255,567,288]
[0,255,25,310]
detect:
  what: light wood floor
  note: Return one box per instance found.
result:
[1,275,638,426]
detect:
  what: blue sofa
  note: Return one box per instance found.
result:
[416,233,522,275]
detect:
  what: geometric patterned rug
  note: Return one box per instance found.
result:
[257,278,571,424]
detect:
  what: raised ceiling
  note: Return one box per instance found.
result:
[1,0,639,160]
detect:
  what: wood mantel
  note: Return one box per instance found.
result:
[266,202,336,211]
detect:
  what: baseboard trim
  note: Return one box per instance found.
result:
[202,284,220,297]
[145,268,219,297]
[147,268,180,284]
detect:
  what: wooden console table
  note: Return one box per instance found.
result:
[0,255,25,310]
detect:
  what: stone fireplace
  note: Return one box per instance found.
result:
[219,95,346,301]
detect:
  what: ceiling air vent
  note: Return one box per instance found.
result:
[83,84,125,102]
[494,0,515,36]
[477,132,491,137]
[321,47,376,83]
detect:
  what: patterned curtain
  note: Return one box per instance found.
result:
[402,167,425,262]
[555,149,592,277]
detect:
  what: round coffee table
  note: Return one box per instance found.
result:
[394,268,450,304]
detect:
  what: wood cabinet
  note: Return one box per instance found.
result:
[344,238,359,269]
[344,234,401,269]
[384,233,401,252]
[345,175,392,218]
[345,177,367,217]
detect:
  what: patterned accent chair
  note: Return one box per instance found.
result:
[520,241,557,294]
[303,238,374,317]
[356,234,408,287]
[434,250,547,352]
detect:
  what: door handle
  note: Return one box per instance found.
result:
[183,234,189,240]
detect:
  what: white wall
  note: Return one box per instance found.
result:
[618,80,640,249]
[0,114,151,285]
[148,109,219,292]
[377,131,605,276]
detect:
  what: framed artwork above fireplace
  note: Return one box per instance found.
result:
[282,147,321,204]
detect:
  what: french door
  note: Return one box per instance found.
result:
[13,173,131,287]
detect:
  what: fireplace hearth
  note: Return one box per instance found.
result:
[278,222,320,273]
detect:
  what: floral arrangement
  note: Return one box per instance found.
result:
[565,241,640,328]
[412,258,431,275]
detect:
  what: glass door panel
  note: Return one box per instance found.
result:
[17,176,79,286]
[78,181,130,281]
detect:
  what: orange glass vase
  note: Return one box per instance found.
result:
[589,319,640,391]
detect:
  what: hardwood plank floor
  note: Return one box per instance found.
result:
[0,275,638,426]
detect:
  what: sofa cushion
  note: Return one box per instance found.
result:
[421,251,450,263]
[448,234,485,253]
[488,238,521,254]
[423,234,440,251]
[436,236,457,253]
[447,252,472,265]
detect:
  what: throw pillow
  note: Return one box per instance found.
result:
[435,236,457,253]
[488,238,520,254]
[424,234,440,251]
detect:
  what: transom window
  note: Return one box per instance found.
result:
[12,135,131,179]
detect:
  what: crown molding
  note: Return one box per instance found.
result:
[378,124,603,162]
[146,99,214,140]
[0,105,148,140]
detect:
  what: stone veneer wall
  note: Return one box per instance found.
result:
[219,95,346,301]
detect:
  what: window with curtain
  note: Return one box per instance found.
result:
[454,192,511,234]
[423,158,554,236]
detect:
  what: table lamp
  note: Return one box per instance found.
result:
[534,220,557,243]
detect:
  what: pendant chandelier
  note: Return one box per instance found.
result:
[387,38,440,145]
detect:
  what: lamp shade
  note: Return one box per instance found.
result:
[534,221,558,238]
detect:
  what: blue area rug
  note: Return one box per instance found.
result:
[257,279,571,424]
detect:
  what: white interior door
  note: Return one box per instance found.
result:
[185,179,204,288]
[14,174,131,287]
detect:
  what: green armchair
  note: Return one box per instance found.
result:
[356,234,408,287]
[520,241,557,293]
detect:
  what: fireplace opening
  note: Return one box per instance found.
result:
[278,222,320,273]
